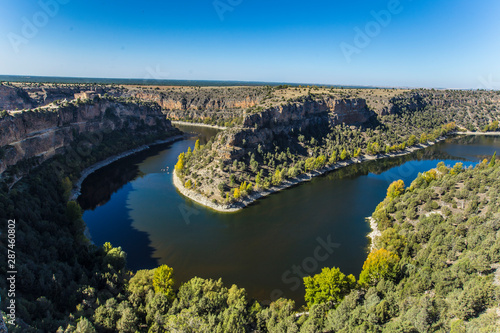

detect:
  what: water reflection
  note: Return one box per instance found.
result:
[80,133,500,304]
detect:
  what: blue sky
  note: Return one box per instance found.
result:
[1,0,499,88]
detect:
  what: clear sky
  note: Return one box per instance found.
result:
[1,0,499,88]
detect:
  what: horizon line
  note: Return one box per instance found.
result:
[0,74,490,91]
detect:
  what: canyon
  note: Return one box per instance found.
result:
[0,97,178,176]
[2,81,499,208]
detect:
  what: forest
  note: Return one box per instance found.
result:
[1,128,499,331]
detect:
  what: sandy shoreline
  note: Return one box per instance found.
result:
[171,120,227,130]
[70,135,184,201]
[173,136,449,213]
[367,217,381,252]
[455,131,500,136]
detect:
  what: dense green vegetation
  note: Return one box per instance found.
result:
[3,135,499,331]
[0,126,177,332]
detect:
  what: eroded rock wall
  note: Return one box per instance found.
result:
[0,99,177,174]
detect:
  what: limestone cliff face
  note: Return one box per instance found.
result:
[25,86,111,107]
[128,87,265,124]
[242,97,371,129]
[0,99,177,174]
[0,83,125,111]
[132,91,260,112]
[216,97,374,160]
[382,91,500,115]
[0,85,34,110]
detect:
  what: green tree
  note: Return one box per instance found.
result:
[94,299,120,331]
[375,228,407,255]
[103,244,127,271]
[66,201,84,234]
[153,265,176,300]
[116,306,138,333]
[489,151,496,168]
[420,133,428,144]
[358,249,400,288]
[75,317,96,333]
[194,139,200,151]
[66,201,82,222]
[408,134,417,146]
[303,267,356,307]
[61,176,72,200]
[145,292,171,327]
[257,298,298,333]
[128,269,155,298]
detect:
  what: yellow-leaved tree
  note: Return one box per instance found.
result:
[359,249,400,288]
[386,180,405,199]
[153,265,176,301]
[175,152,185,173]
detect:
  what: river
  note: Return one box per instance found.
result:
[78,127,500,305]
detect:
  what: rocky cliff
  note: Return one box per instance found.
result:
[0,83,126,111]
[0,98,178,175]
[217,97,374,160]
[383,90,500,115]
[0,84,34,110]
[125,86,269,125]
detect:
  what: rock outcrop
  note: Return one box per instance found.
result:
[0,84,34,110]
[242,97,371,129]
[217,97,374,160]
[0,98,178,175]
[126,86,268,125]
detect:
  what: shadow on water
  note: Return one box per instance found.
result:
[83,182,161,268]
[79,143,173,211]
[79,125,220,271]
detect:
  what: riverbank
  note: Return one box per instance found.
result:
[71,134,184,201]
[171,120,227,130]
[367,217,381,252]
[456,131,500,136]
[173,136,449,213]
[173,172,243,212]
